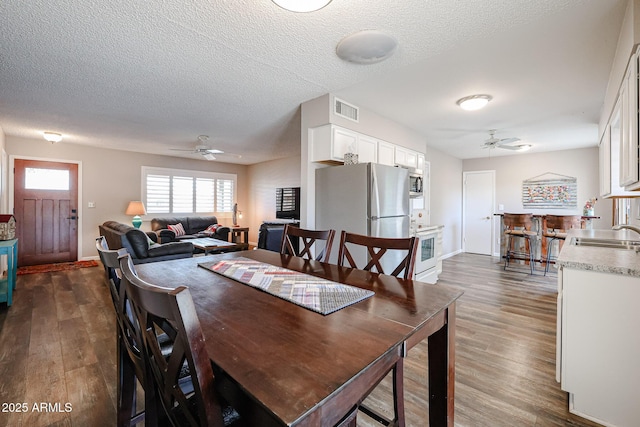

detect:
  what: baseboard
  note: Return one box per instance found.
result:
[441,249,462,260]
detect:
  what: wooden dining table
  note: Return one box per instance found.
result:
[135,249,463,426]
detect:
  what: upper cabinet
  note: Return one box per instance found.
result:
[600,49,640,196]
[311,124,376,164]
[377,140,396,166]
[395,146,419,169]
[620,52,640,189]
[311,124,424,168]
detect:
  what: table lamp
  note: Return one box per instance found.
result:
[125,201,146,228]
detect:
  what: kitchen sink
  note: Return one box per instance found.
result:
[571,237,640,250]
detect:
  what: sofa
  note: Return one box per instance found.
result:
[150,216,230,243]
[99,221,193,264]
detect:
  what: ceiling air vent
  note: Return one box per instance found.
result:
[334,98,359,122]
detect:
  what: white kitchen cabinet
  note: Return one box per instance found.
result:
[558,266,640,427]
[377,140,396,166]
[417,153,425,172]
[621,51,640,189]
[311,125,357,163]
[357,134,378,164]
[311,124,379,163]
[599,124,612,197]
[395,146,418,169]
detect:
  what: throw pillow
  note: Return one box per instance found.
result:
[168,223,186,236]
[146,234,157,248]
[205,224,219,233]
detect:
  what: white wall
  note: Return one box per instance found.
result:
[463,147,611,254]
[247,156,301,244]
[6,136,250,259]
[426,147,463,257]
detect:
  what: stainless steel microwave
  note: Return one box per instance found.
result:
[409,170,423,198]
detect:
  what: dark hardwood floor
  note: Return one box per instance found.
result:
[0,254,602,426]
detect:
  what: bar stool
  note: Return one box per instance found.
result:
[503,213,537,274]
[543,215,582,275]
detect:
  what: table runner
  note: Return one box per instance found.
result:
[198,257,374,315]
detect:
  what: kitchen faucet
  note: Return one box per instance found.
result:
[612,224,640,235]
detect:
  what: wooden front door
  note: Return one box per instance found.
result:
[14,159,78,266]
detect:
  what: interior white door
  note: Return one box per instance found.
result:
[463,170,495,255]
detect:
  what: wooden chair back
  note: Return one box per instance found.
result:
[337,231,418,279]
[503,213,534,231]
[544,215,582,233]
[280,224,336,262]
[96,238,149,425]
[119,253,228,427]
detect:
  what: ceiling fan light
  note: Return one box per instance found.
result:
[272,0,332,12]
[456,94,492,111]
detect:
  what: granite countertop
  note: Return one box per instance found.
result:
[557,229,640,277]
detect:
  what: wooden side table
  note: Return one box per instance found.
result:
[230,227,249,250]
[0,239,18,307]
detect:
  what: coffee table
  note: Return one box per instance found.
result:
[188,237,239,255]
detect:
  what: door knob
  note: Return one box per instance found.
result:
[485,216,491,220]
[67,216,77,220]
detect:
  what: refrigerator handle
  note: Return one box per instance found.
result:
[371,164,381,220]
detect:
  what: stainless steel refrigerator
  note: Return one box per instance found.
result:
[315,162,410,269]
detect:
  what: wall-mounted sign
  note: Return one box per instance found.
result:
[522,173,577,209]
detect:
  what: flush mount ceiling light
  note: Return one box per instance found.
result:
[272,0,332,12]
[456,94,493,111]
[336,30,398,64]
[43,132,63,143]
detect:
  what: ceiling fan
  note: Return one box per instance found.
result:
[169,135,241,161]
[481,129,525,151]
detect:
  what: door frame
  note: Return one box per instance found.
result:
[462,170,496,256]
[9,155,83,261]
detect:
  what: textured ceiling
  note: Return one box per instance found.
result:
[0,0,627,163]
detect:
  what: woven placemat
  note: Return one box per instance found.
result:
[199,257,374,315]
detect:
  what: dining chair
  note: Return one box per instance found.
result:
[337,230,416,427]
[279,224,336,262]
[503,213,537,274]
[95,237,148,427]
[543,215,582,275]
[118,253,244,427]
[337,231,418,279]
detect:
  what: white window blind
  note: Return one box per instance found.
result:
[142,167,236,215]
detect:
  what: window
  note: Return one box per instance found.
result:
[25,168,70,190]
[142,167,236,215]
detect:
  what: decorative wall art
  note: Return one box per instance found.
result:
[522,172,577,209]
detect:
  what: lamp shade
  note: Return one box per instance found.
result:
[125,201,146,216]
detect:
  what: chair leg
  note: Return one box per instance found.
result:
[527,237,535,275]
[544,238,552,276]
[118,346,136,427]
[504,235,511,270]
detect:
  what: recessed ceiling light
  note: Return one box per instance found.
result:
[43,132,63,143]
[336,30,398,64]
[456,94,492,111]
[272,0,332,12]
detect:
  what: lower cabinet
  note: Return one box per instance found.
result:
[558,267,640,426]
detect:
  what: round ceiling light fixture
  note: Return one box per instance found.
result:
[336,30,398,64]
[456,94,493,111]
[272,0,332,12]
[43,131,63,143]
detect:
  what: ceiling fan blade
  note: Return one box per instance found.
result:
[169,148,196,152]
[498,137,520,145]
[498,144,522,151]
